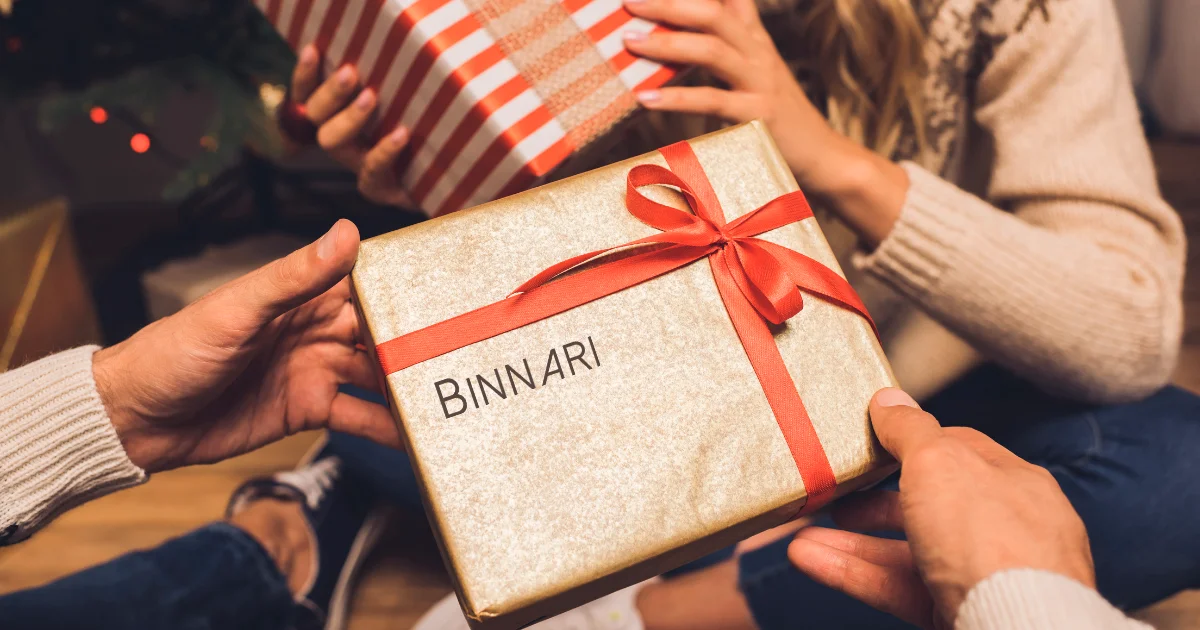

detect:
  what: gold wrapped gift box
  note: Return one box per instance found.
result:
[351,121,897,629]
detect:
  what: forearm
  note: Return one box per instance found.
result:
[852,164,1182,403]
[808,146,908,251]
[0,347,145,546]
[957,569,1150,630]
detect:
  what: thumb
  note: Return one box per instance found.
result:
[869,388,944,464]
[210,219,360,328]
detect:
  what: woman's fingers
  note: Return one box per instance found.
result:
[789,536,935,628]
[317,88,379,168]
[793,527,913,568]
[305,65,361,124]
[623,0,755,52]
[292,45,321,103]
[623,31,742,83]
[358,127,412,206]
[636,86,758,121]
[723,0,760,25]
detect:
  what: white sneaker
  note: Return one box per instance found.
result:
[413,581,653,630]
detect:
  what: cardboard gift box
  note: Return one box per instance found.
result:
[256,0,675,217]
[350,121,897,629]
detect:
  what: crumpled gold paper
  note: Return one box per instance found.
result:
[351,121,897,629]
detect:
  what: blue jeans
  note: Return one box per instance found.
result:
[3,368,1198,629]
[0,523,296,629]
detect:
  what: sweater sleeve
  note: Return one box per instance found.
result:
[857,0,1185,403]
[0,346,146,546]
[956,568,1150,630]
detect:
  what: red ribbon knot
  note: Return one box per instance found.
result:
[374,140,876,514]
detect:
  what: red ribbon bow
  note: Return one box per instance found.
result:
[375,141,875,513]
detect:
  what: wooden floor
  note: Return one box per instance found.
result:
[2,141,1200,628]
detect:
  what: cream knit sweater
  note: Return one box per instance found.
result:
[851,0,1184,403]
[0,350,1151,628]
[0,347,145,546]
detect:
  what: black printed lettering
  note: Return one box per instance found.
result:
[542,348,566,385]
[588,336,600,366]
[466,377,480,408]
[506,359,536,394]
[562,341,591,375]
[431,337,603,418]
[476,369,507,405]
[435,379,467,419]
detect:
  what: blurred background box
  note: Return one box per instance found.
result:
[0,198,101,371]
[1114,0,1200,137]
[1113,0,1155,90]
[1146,0,1200,136]
[141,233,305,321]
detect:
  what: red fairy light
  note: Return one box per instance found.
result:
[130,134,151,153]
[90,107,108,124]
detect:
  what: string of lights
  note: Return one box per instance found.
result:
[0,0,294,200]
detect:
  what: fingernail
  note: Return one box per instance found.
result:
[356,89,375,110]
[875,387,919,408]
[625,0,646,5]
[300,45,318,65]
[317,221,341,260]
[636,90,661,105]
[337,66,355,87]
[390,127,409,146]
[623,29,647,43]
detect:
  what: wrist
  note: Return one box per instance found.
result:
[92,344,158,471]
[794,134,909,250]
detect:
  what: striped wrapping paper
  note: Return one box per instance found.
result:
[255,0,675,216]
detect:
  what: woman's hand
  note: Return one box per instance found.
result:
[788,389,1095,627]
[291,45,413,207]
[93,220,402,473]
[622,0,908,247]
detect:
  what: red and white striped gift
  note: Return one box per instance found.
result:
[256,0,675,216]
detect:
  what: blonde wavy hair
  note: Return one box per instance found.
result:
[782,0,928,161]
[637,0,929,165]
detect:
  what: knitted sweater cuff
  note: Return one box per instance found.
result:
[853,162,973,298]
[956,569,1150,630]
[0,346,146,545]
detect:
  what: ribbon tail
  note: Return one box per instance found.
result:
[751,239,879,339]
[723,190,815,238]
[512,247,621,296]
[512,232,713,295]
[376,245,713,374]
[725,240,804,325]
[706,250,839,514]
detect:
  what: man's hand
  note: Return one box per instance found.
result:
[788,388,1095,628]
[93,219,401,473]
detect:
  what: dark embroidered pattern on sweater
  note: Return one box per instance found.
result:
[900,0,1056,175]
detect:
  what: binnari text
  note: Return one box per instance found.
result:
[433,336,601,419]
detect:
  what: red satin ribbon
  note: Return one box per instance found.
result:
[375,141,876,513]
